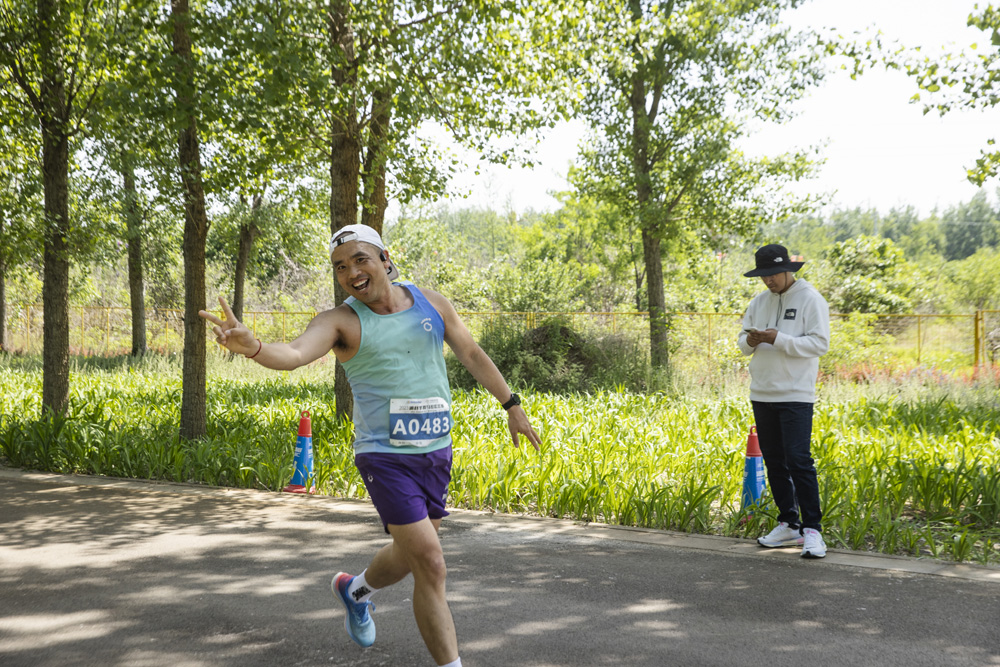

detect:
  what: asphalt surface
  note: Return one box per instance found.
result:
[1,467,999,667]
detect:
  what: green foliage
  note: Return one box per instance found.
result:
[3,264,42,305]
[946,246,1000,310]
[206,191,328,289]
[904,4,1000,186]
[567,0,827,369]
[940,191,1000,261]
[821,313,895,375]
[486,259,591,312]
[0,354,357,492]
[0,116,41,276]
[523,189,642,311]
[447,317,650,394]
[822,235,919,314]
[386,207,497,310]
[3,355,999,563]
[256,0,584,219]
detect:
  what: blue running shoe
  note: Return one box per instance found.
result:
[332,572,376,647]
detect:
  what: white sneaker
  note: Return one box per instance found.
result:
[801,528,827,558]
[757,522,804,548]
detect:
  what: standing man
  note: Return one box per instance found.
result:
[200,224,541,667]
[738,244,830,559]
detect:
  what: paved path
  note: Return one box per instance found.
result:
[1,468,998,667]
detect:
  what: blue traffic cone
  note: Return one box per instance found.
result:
[283,410,316,494]
[740,425,766,511]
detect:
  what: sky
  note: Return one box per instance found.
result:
[425,0,1000,219]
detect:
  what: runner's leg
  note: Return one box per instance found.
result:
[383,517,457,665]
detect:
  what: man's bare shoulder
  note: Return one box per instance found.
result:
[312,302,356,319]
[302,303,361,356]
[419,288,455,312]
[304,303,359,332]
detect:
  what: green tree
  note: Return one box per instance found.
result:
[947,246,1000,310]
[882,206,946,262]
[939,190,999,261]
[266,0,581,418]
[574,0,823,370]
[524,190,640,311]
[822,235,918,314]
[90,0,177,357]
[907,4,1000,186]
[207,187,329,310]
[0,0,121,414]
[168,0,213,439]
[385,210,489,310]
[0,115,41,352]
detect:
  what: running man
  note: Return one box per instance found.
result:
[200,224,541,667]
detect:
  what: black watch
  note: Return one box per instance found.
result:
[501,393,521,411]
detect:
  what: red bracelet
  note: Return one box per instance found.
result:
[246,339,263,359]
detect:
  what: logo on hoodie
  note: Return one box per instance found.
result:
[784,308,797,320]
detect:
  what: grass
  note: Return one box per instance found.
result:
[1,352,999,566]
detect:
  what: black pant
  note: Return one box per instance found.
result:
[751,401,822,532]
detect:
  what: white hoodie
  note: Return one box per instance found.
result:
[738,278,830,403]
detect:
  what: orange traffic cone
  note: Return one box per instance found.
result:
[283,410,316,494]
[740,425,766,510]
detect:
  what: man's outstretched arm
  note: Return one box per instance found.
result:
[425,290,541,451]
[199,296,340,371]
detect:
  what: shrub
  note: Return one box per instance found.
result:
[447,317,650,393]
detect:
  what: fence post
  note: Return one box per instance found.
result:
[915,314,921,365]
[974,310,982,367]
[106,307,111,353]
[706,313,713,360]
[24,305,30,352]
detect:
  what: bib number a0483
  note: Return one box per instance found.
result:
[389,397,451,447]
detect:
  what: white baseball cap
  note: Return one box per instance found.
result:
[330,224,399,280]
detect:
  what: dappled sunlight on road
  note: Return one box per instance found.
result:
[0,611,130,652]
[2,471,998,667]
[506,616,590,636]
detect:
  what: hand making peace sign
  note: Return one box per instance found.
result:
[198,297,258,356]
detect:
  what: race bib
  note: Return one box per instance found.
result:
[389,397,451,447]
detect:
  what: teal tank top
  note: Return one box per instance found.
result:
[342,282,453,455]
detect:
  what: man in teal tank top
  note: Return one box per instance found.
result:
[200,224,541,667]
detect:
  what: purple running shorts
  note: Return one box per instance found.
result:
[354,445,452,533]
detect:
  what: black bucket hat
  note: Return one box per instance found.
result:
[743,244,804,277]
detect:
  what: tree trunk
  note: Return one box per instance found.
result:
[38,0,71,415]
[232,194,262,324]
[332,124,360,422]
[122,159,147,357]
[632,152,669,370]
[641,228,669,369]
[328,1,360,423]
[633,257,645,312]
[360,89,391,232]
[0,216,6,353]
[40,127,71,414]
[628,0,669,371]
[172,0,210,440]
